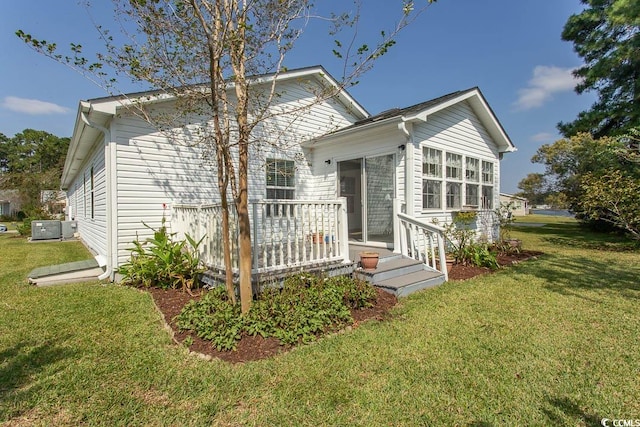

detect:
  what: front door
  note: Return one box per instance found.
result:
[338,159,363,241]
[338,154,395,246]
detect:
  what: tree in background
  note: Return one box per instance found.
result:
[18,0,437,312]
[515,173,548,206]
[533,130,640,239]
[544,192,568,210]
[581,169,640,240]
[0,129,70,214]
[558,0,640,138]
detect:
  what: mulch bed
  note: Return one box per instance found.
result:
[148,250,542,363]
[448,250,543,281]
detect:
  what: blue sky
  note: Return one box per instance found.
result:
[0,1,595,194]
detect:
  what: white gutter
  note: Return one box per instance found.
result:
[80,110,116,281]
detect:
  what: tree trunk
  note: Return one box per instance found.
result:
[219,187,236,304]
[232,1,253,314]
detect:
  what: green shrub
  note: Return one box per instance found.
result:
[439,212,477,265]
[118,217,205,292]
[466,243,499,270]
[264,274,353,345]
[175,286,243,351]
[16,218,33,236]
[175,273,378,350]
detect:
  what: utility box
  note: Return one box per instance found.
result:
[31,220,61,241]
[61,221,77,239]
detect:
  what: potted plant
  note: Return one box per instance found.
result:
[436,256,455,274]
[359,251,379,270]
[311,231,324,244]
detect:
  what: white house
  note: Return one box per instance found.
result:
[61,66,515,287]
[499,193,529,216]
[0,190,22,218]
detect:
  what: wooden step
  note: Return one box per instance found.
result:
[354,254,446,297]
[374,270,445,298]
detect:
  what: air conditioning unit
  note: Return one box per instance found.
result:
[61,221,77,239]
[31,220,61,241]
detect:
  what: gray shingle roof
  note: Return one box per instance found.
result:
[336,87,480,132]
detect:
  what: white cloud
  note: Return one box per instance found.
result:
[513,66,579,111]
[1,96,69,115]
[530,132,555,142]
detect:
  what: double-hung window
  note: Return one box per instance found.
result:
[266,159,295,199]
[445,153,462,209]
[465,157,480,207]
[266,158,295,216]
[422,148,442,209]
[481,160,494,209]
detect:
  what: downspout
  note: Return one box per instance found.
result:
[80,110,116,281]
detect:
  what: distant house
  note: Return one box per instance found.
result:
[500,193,529,216]
[61,66,515,287]
[41,190,67,218]
[0,190,22,218]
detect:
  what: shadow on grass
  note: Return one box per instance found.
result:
[514,223,639,252]
[543,396,602,427]
[0,339,77,420]
[522,253,640,301]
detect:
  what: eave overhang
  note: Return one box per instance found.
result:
[307,88,516,154]
[60,101,114,190]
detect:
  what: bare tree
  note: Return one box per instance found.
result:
[18,0,437,312]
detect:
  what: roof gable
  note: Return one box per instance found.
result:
[62,66,369,188]
[84,65,369,118]
[314,87,516,153]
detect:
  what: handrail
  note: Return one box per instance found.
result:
[397,212,446,234]
[396,211,448,281]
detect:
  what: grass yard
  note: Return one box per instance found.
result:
[1,218,639,426]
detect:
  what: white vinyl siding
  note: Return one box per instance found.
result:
[307,126,404,206]
[112,78,361,266]
[67,142,107,260]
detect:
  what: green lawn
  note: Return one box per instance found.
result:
[1,218,639,426]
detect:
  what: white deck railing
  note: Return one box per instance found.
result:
[396,212,448,281]
[171,198,350,276]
